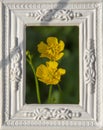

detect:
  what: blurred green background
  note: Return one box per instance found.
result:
[26,26,79,104]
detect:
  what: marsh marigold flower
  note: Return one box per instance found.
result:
[37,37,65,61]
[36,61,66,85]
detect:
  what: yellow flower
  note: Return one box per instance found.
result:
[37,37,65,61]
[36,61,66,85]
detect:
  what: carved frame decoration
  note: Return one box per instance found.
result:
[0,0,103,130]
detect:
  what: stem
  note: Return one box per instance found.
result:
[35,75,41,104]
[48,85,53,103]
[28,60,41,104]
[57,84,62,93]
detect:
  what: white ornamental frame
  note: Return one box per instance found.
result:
[0,0,103,130]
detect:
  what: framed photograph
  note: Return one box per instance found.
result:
[0,0,103,130]
[26,26,79,105]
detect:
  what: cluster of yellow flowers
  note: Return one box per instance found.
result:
[36,37,66,85]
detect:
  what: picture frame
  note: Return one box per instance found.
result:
[0,0,103,130]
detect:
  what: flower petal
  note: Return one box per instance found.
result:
[46,61,58,69]
[57,68,66,75]
[37,42,48,53]
[52,79,60,85]
[56,52,64,61]
[36,64,48,78]
[58,40,65,52]
[47,37,58,47]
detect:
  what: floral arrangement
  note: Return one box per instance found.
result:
[26,37,66,104]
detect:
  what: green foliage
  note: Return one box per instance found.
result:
[26,26,79,104]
